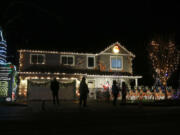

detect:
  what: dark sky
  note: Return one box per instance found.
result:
[1,0,180,86]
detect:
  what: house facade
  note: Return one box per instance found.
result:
[18,42,142,100]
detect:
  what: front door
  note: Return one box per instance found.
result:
[87,80,95,99]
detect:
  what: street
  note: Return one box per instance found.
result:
[0,100,180,135]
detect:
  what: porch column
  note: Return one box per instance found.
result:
[135,78,138,88]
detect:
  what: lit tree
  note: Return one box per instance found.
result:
[0,27,7,64]
[148,36,179,99]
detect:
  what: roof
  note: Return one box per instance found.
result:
[21,65,133,76]
[99,42,135,57]
[18,41,135,57]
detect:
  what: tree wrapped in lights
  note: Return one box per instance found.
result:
[0,27,7,64]
[148,36,179,99]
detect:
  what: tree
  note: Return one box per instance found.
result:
[148,36,179,99]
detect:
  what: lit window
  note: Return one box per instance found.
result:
[30,54,45,64]
[61,55,74,65]
[87,56,95,68]
[110,56,123,70]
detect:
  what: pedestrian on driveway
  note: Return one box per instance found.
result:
[112,80,119,106]
[79,77,89,107]
[50,78,60,105]
[121,82,127,105]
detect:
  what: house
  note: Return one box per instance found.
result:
[18,42,142,100]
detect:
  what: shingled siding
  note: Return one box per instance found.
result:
[123,56,132,73]
[21,53,90,71]
[74,55,87,69]
[20,51,132,74]
[20,52,30,71]
[21,52,60,71]
[46,53,60,66]
[98,54,132,73]
[19,52,29,71]
[98,55,110,71]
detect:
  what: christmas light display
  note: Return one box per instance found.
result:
[0,28,7,64]
[99,42,135,57]
[18,42,140,97]
[0,28,18,101]
[113,45,120,53]
[148,37,179,99]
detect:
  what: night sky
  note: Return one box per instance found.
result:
[1,0,180,86]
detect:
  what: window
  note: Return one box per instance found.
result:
[30,54,45,64]
[87,56,95,68]
[110,56,123,70]
[61,55,74,65]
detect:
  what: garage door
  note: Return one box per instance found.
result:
[27,80,76,101]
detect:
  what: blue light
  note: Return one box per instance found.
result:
[0,61,6,65]
[0,28,7,64]
[0,30,6,42]
[0,50,6,53]
[0,41,7,46]
[165,73,168,77]
[0,47,6,50]
[0,54,7,57]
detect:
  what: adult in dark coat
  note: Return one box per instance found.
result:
[79,77,89,107]
[121,82,127,104]
[112,80,119,106]
[50,78,59,105]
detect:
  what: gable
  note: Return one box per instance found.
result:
[99,42,135,57]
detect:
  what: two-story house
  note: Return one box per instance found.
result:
[18,42,142,100]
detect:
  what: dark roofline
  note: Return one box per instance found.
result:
[22,65,133,76]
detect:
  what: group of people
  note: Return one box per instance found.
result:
[50,77,127,107]
[50,77,89,107]
[112,80,127,105]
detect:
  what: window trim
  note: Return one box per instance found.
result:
[87,56,95,69]
[60,55,75,66]
[30,54,46,64]
[110,56,123,70]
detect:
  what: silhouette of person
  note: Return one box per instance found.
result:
[121,82,127,104]
[112,80,119,106]
[79,77,89,107]
[50,78,59,105]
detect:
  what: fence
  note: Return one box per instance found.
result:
[93,86,180,101]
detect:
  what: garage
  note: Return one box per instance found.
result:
[27,79,76,101]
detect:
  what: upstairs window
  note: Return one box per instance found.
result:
[30,54,45,64]
[87,56,95,68]
[61,55,74,66]
[110,56,123,70]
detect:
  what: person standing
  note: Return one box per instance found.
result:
[79,77,89,107]
[121,82,127,105]
[112,80,119,106]
[50,78,59,105]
